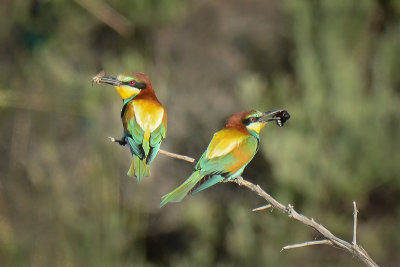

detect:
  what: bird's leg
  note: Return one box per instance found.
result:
[108,136,127,146]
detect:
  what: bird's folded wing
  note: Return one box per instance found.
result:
[195,129,250,174]
[147,119,167,164]
[205,129,246,159]
[126,116,145,159]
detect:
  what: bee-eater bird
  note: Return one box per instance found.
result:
[160,109,290,206]
[97,72,167,182]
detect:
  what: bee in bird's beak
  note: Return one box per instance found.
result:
[260,109,291,127]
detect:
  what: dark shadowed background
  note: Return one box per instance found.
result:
[1,0,400,266]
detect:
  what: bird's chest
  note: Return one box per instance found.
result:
[122,99,164,133]
[225,137,258,173]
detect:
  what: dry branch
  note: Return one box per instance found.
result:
[353,201,359,245]
[281,240,333,251]
[252,204,272,212]
[73,0,133,36]
[230,177,379,267]
[159,150,379,267]
[159,149,196,163]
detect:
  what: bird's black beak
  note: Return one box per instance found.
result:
[98,76,122,86]
[260,109,291,127]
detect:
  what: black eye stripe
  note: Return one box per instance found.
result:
[135,82,146,89]
[242,117,258,125]
[124,81,146,89]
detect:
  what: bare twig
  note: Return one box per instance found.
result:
[353,201,359,245]
[73,0,134,37]
[159,149,196,163]
[252,204,272,212]
[159,150,379,267]
[281,240,333,251]
[229,177,379,267]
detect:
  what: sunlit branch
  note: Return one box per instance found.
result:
[159,149,196,163]
[160,149,379,267]
[281,240,333,251]
[73,0,133,37]
[252,204,272,212]
[353,201,359,245]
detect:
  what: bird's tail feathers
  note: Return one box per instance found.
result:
[160,170,204,207]
[191,175,224,195]
[127,156,150,182]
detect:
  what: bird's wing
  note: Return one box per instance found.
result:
[126,116,145,160]
[161,109,167,137]
[196,129,258,176]
[121,101,145,159]
[146,110,167,164]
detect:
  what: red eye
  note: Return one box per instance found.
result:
[129,80,136,86]
[250,117,256,122]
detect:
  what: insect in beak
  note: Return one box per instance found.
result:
[261,109,291,127]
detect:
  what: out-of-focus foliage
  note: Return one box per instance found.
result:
[0,0,399,266]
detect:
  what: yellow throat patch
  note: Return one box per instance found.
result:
[114,85,141,100]
[246,122,266,134]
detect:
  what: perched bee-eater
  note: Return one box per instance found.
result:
[97,72,167,182]
[160,109,290,207]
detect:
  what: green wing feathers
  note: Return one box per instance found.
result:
[125,114,166,181]
[126,120,145,159]
[147,122,166,165]
[160,134,259,206]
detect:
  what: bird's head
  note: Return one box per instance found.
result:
[226,109,290,134]
[98,72,153,100]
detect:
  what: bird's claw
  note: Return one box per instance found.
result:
[108,136,127,146]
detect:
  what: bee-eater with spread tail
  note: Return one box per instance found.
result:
[160,109,289,206]
[97,72,167,182]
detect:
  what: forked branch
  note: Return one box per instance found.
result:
[229,177,379,267]
[159,149,379,267]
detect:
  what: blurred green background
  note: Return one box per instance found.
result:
[1,0,399,266]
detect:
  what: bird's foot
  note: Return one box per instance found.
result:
[108,136,126,146]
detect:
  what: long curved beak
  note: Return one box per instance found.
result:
[99,76,122,86]
[260,109,290,126]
